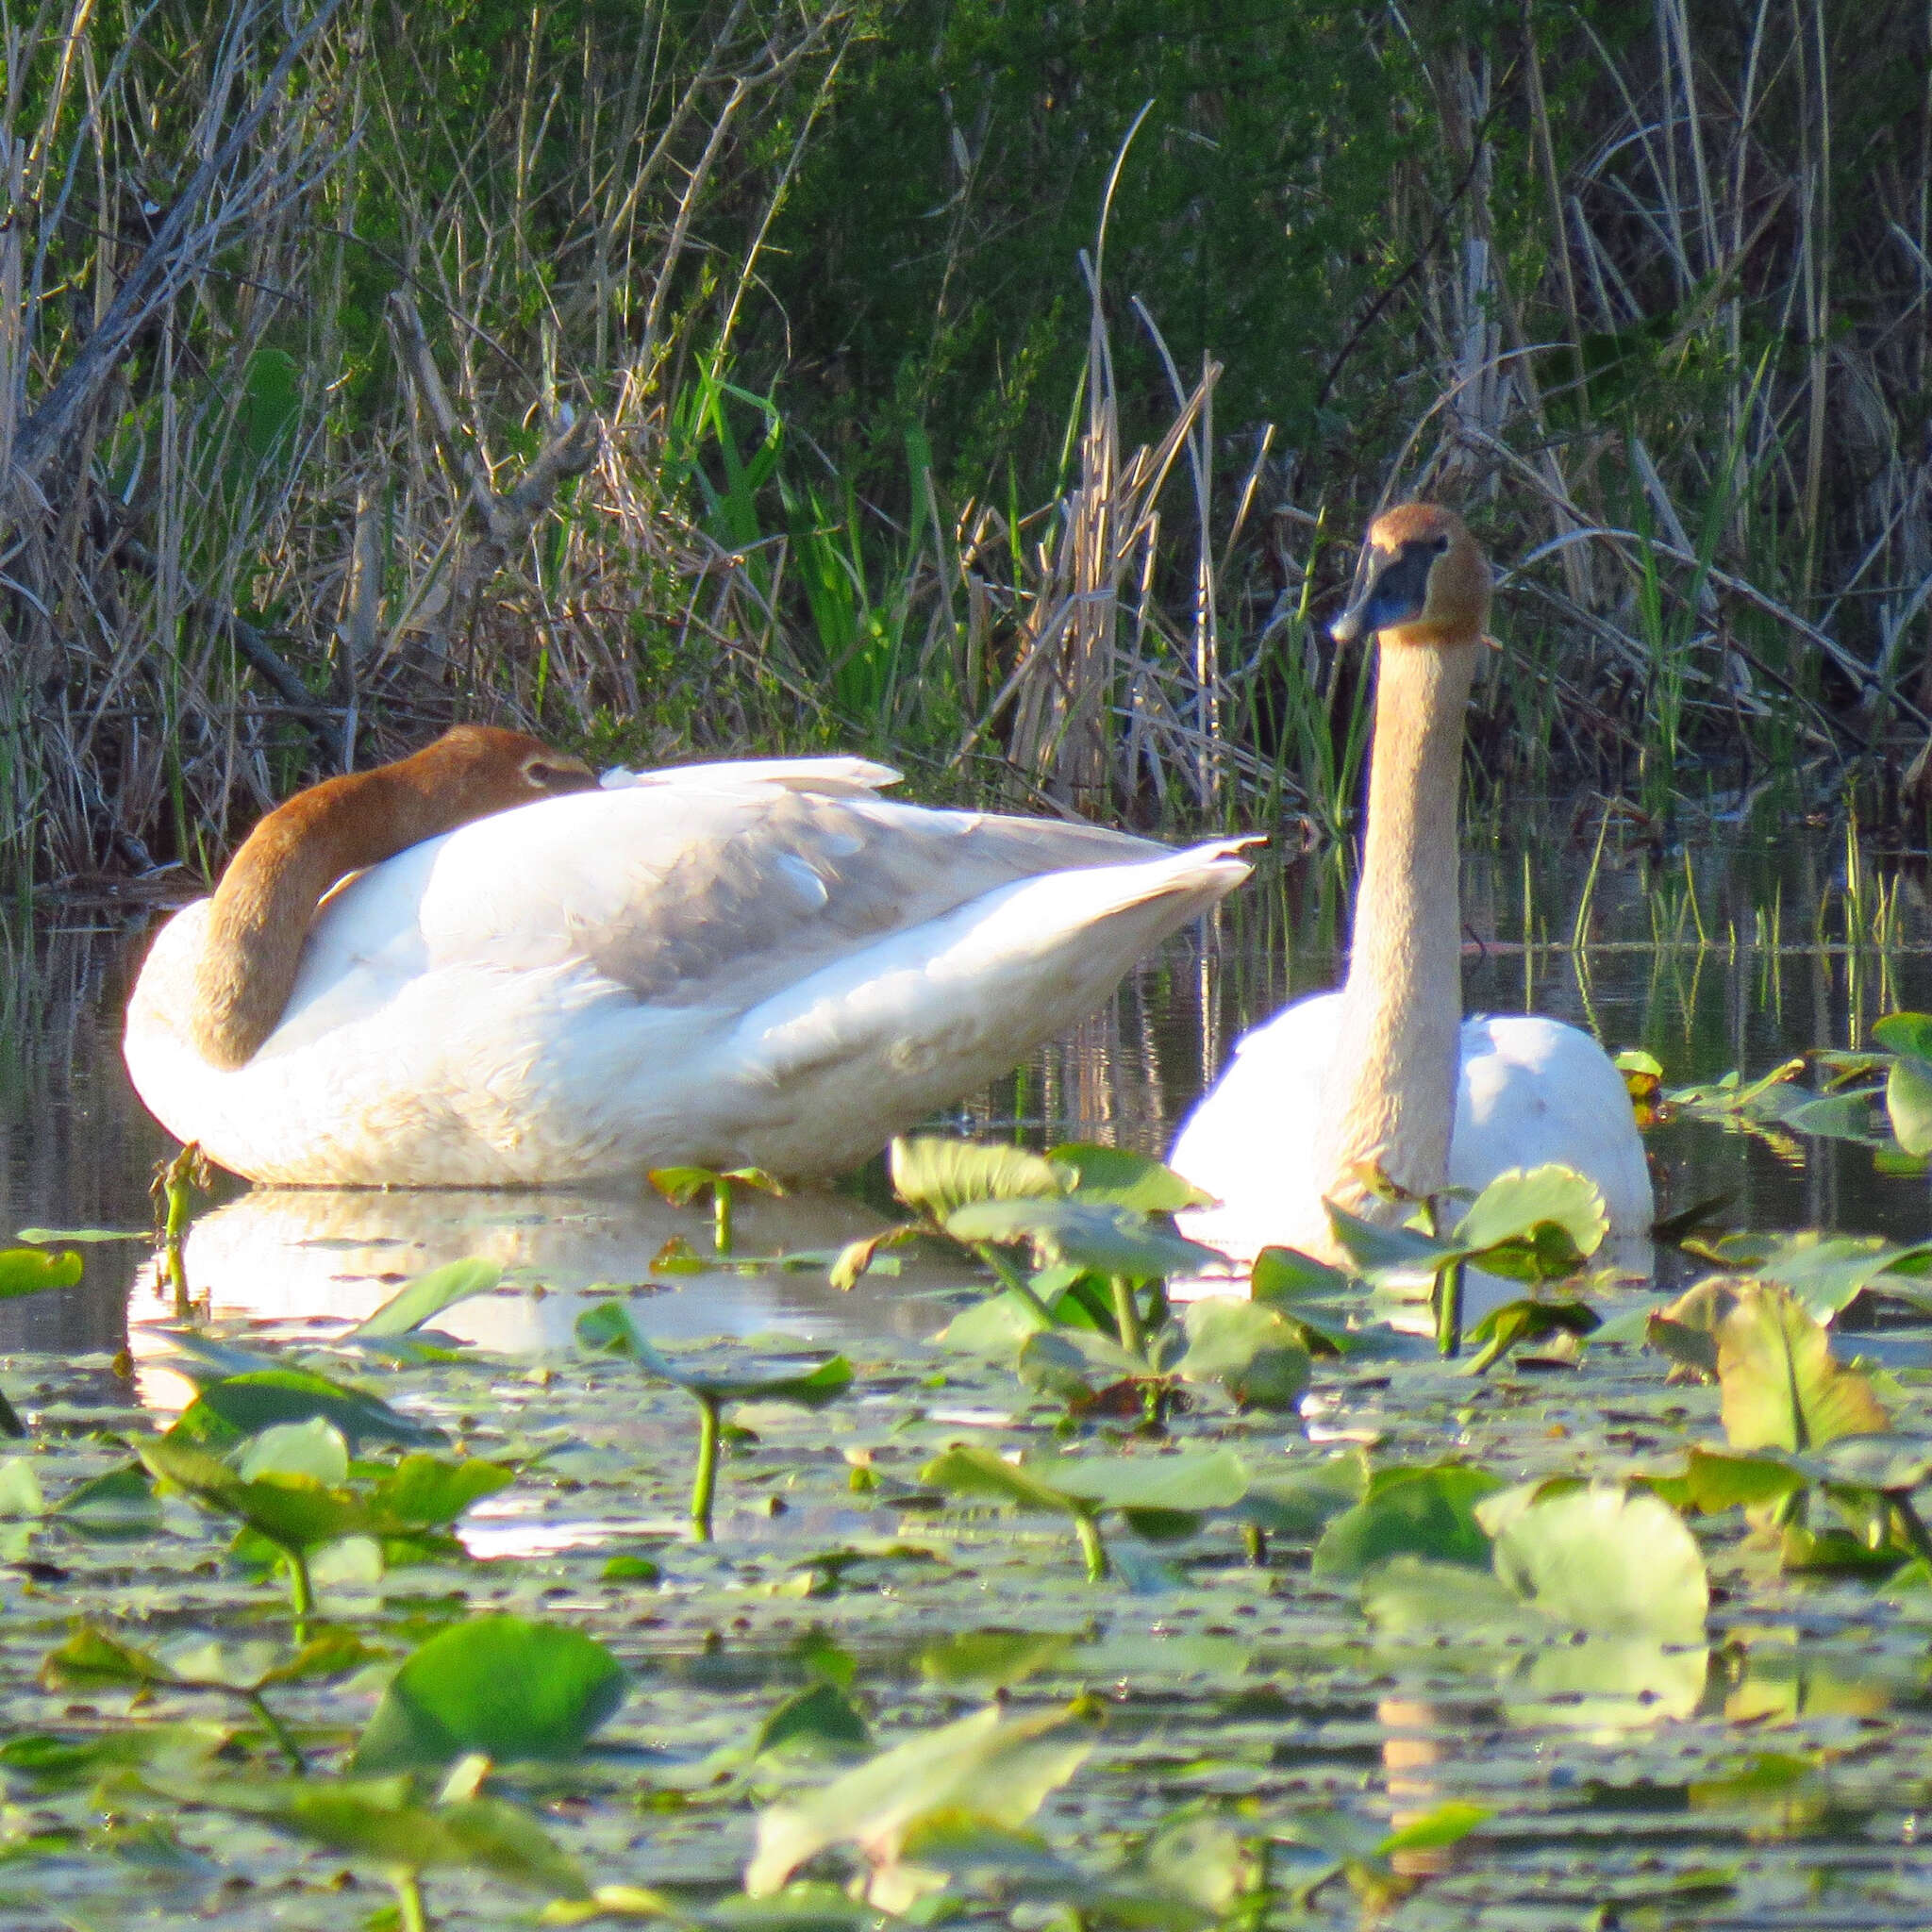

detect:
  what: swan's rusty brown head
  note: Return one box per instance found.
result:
[190,725,599,1069]
[1331,503,1491,649]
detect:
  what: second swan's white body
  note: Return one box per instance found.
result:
[1170,991,1654,1262]
[125,758,1251,1185]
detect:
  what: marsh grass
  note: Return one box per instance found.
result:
[6,0,1932,890]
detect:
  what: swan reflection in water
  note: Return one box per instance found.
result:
[127,1183,954,1405]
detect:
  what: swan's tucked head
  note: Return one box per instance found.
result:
[1330,502,1491,648]
[395,724,600,819]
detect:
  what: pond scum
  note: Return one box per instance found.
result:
[8,1054,1932,1932]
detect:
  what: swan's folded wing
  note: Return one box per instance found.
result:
[366,780,1173,1019]
[601,756,903,796]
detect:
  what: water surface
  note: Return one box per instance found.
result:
[7,825,1932,1351]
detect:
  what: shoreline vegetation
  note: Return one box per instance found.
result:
[5,0,1932,894]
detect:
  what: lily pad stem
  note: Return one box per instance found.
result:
[281,1544,313,1646]
[1109,1277,1146,1358]
[394,1869,431,1932]
[1073,1507,1108,1583]
[1891,1492,1932,1569]
[248,1690,308,1774]
[1435,1258,1465,1359]
[150,1142,209,1316]
[691,1392,723,1541]
[713,1177,734,1256]
[972,1243,1054,1321]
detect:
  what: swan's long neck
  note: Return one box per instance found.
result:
[191,767,447,1070]
[1314,638,1481,1220]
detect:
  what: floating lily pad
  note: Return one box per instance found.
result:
[354,1614,627,1772]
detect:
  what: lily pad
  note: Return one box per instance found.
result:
[745,1704,1095,1902]
[890,1137,1064,1221]
[349,1258,503,1341]
[1047,1143,1213,1211]
[944,1197,1220,1280]
[354,1614,627,1772]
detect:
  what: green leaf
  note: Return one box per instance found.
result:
[828,1225,918,1291]
[212,1777,588,1893]
[138,1436,367,1552]
[0,1457,45,1518]
[1360,1556,1531,1637]
[1482,1484,1707,1642]
[349,1259,503,1341]
[1015,1327,1150,1402]
[369,1454,513,1529]
[744,1704,1094,1898]
[1250,1246,1352,1303]
[648,1165,782,1205]
[169,1368,440,1451]
[1046,1144,1214,1210]
[944,1197,1219,1280]
[1452,1164,1607,1265]
[1036,1448,1250,1514]
[1642,1446,1807,1514]
[42,1624,177,1690]
[918,1630,1077,1690]
[575,1301,852,1407]
[52,1465,160,1539]
[940,1289,1055,1357]
[1873,1011,1932,1059]
[0,1248,83,1296]
[1311,1464,1502,1578]
[1657,1280,1892,1451]
[1322,1201,1451,1282]
[753,1683,873,1765]
[353,1615,626,1773]
[889,1137,1064,1221]
[14,1226,144,1244]
[1177,1300,1311,1411]
[237,1419,350,1488]
[1463,1298,1598,1374]
[1376,1801,1491,1857]
[1888,1053,1932,1156]
[1232,1452,1368,1539]
[920,1445,1084,1519]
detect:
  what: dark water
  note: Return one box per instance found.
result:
[7,824,1932,1354]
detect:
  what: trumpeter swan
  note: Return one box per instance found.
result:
[125,726,1253,1185]
[1169,504,1651,1263]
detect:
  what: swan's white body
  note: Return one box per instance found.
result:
[1167,504,1651,1266]
[125,758,1251,1185]
[1171,994,1653,1261]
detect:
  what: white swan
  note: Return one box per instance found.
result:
[125,728,1253,1185]
[1170,503,1651,1263]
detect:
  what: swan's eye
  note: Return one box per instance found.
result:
[1429,535,1450,557]
[524,759,569,788]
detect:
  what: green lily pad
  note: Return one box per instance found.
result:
[169,1368,440,1452]
[349,1258,503,1341]
[354,1614,627,1772]
[1311,1463,1502,1578]
[891,1136,1064,1221]
[745,1703,1094,1900]
[1176,1299,1311,1411]
[210,1776,588,1893]
[944,1197,1220,1280]
[575,1300,851,1407]
[1482,1483,1707,1642]
[0,1247,83,1296]
[1047,1144,1214,1211]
